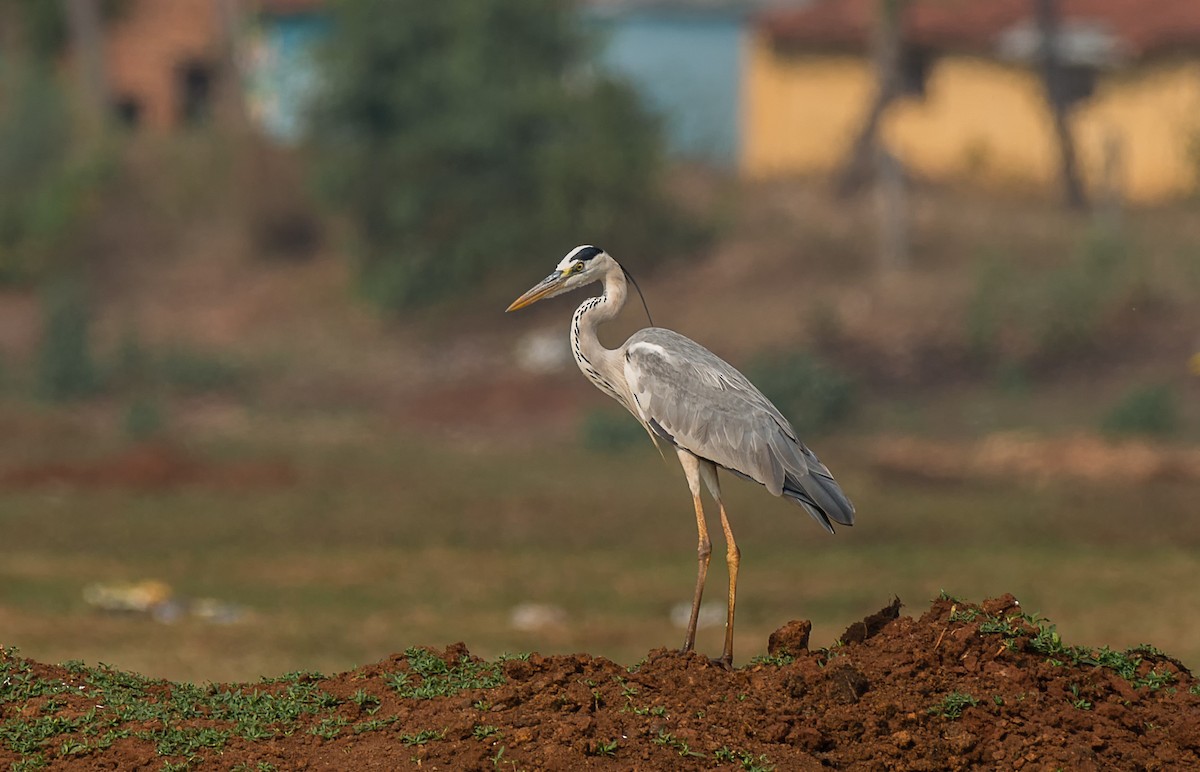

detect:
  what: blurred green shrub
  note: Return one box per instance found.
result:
[0,59,115,284]
[308,0,702,310]
[0,64,72,283]
[745,352,856,436]
[1101,384,1178,437]
[1032,228,1127,359]
[965,227,1139,370]
[156,347,247,395]
[110,326,249,397]
[580,409,646,453]
[36,280,100,401]
[123,395,166,440]
[965,249,1015,362]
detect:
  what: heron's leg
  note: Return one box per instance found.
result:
[676,450,711,653]
[699,463,739,668]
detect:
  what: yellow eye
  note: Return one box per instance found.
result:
[572,262,584,273]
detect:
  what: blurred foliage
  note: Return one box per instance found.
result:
[1100,384,1178,437]
[1031,228,1128,358]
[123,395,166,440]
[156,347,248,395]
[965,248,1011,362]
[1,0,67,58]
[966,226,1139,371]
[111,328,252,398]
[0,64,72,282]
[309,0,701,310]
[0,61,115,284]
[580,408,646,453]
[745,352,857,436]
[36,280,100,401]
[0,0,129,59]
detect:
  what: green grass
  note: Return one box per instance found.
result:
[0,410,1197,682]
[387,647,506,699]
[927,691,979,720]
[0,646,502,768]
[970,610,1179,691]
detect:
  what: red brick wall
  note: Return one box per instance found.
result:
[103,0,225,130]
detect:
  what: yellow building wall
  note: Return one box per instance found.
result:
[740,40,875,176]
[742,33,1200,202]
[1077,61,1200,201]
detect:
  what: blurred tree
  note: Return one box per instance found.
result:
[37,279,100,401]
[0,63,73,283]
[1035,0,1087,211]
[835,0,907,198]
[0,0,68,60]
[309,0,695,310]
[64,0,111,132]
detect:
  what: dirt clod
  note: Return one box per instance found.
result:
[840,595,902,644]
[767,618,812,656]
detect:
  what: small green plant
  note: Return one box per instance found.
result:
[949,607,979,623]
[353,718,394,734]
[1101,384,1178,436]
[57,739,88,756]
[388,648,505,700]
[928,691,979,719]
[714,746,775,771]
[309,717,347,739]
[749,653,795,667]
[400,728,446,746]
[652,729,705,758]
[1068,683,1092,710]
[585,739,619,757]
[978,615,1021,636]
[473,724,501,740]
[349,689,381,714]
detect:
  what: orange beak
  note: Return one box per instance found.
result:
[506,272,566,312]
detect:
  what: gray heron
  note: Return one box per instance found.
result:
[507,245,855,667]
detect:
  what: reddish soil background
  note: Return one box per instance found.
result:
[4,595,1199,770]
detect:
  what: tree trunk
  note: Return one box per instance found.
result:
[64,0,111,131]
[875,145,909,270]
[835,0,906,197]
[1035,0,1088,210]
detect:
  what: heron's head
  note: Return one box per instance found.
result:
[506,245,613,312]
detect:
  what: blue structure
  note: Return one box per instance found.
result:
[242,4,748,168]
[244,13,329,144]
[587,9,745,168]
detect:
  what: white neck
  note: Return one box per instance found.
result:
[569,264,629,405]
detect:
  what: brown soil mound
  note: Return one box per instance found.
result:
[3,596,1198,770]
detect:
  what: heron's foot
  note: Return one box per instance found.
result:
[709,655,734,671]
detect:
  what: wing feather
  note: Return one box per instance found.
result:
[624,328,855,530]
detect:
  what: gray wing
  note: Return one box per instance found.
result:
[623,328,855,533]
